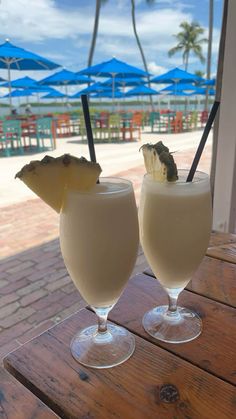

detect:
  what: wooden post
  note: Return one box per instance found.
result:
[212,0,236,232]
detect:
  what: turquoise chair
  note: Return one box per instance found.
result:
[1,120,23,156]
[36,118,54,150]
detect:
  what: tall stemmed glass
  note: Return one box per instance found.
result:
[139,170,212,343]
[60,178,139,368]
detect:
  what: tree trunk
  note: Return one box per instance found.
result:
[185,51,189,71]
[205,0,214,110]
[131,0,154,110]
[87,0,101,67]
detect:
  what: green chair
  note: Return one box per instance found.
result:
[189,111,198,131]
[108,114,121,141]
[2,120,23,156]
[70,113,80,135]
[149,112,161,132]
[36,118,54,150]
[79,116,87,141]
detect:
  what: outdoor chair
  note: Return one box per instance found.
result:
[21,119,37,148]
[36,117,55,150]
[131,113,142,140]
[79,116,87,141]
[69,113,80,135]
[200,110,209,127]
[120,112,141,141]
[56,113,71,137]
[0,120,23,156]
[189,111,198,130]
[149,111,161,132]
[170,111,183,133]
[108,114,121,141]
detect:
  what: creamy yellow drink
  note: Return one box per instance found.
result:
[139,141,212,343]
[60,179,139,307]
[16,154,138,368]
[139,172,212,289]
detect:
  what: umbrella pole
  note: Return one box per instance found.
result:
[112,73,115,112]
[65,85,68,105]
[7,61,12,111]
[37,93,41,114]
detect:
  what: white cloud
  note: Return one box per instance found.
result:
[0,0,93,42]
[0,1,192,42]
[0,0,220,74]
[148,62,167,76]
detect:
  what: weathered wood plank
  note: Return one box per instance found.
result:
[144,256,236,308]
[0,367,57,419]
[4,309,236,419]
[207,243,236,264]
[109,274,236,386]
[209,232,236,247]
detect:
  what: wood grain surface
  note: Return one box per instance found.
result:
[0,367,57,419]
[208,232,236,247]
[108,274,236,386]
[4,309,236,419]
[207,243,236,264]
[144,256,236,308]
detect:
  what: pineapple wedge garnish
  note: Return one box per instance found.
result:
[15,154,102,213]
[141,141,178,182]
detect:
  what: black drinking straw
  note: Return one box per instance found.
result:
[81,94,97,163]
[186,100,220,182]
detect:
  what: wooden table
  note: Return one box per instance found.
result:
[3,233,236,418]
[0,367,58,418]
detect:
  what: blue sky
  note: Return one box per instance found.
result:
[0,0,223,83]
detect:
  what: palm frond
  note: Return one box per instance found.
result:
[168,45,183,57]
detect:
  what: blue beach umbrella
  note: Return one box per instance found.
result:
[42,90,67,99]
[78,58,149,78]
[1,76,38,89]
[0,39,60,108]
[78,58,149,104]
[3,89,34,98]
[152,68,203,109]
[102,77,146,88]
[126,85,158,97]
[72,82,111,98]
[39,69,93,98]
[160,83,198,94]
[151,67,203,84]
[92,90,125,99]
[39,69,93,86]
[0,77,54,104]
[200,78,216,86]
[189,86,215,96]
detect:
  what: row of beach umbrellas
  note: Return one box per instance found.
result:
[0,39,216,108]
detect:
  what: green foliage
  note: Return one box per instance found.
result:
[168,21,208,71]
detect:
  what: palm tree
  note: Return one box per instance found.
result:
[87,0,108,67]
[168,21,207,71]
[131,0,155,109]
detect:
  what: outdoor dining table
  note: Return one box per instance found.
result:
[3,231,236,418]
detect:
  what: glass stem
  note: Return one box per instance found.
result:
[93,307,111,334]
[165,288,183,318]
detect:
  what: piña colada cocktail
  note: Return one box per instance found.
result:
[139,142,212,343]
[16,155,139,368]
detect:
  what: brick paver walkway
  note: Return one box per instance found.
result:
[0,145,212,360]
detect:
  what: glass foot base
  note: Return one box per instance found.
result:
[70,324,135,369]
[142,305,202,344]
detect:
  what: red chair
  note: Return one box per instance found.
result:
[200,110,208,127]
[170,112,183,133]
